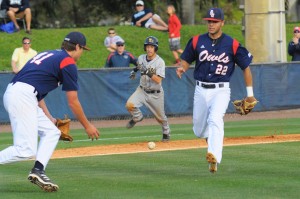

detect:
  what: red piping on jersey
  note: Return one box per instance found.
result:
[107,53,114,61]
[60,57,76,69]
[192,35,239,56]
[192,34,200,50]
[232,39,239,56]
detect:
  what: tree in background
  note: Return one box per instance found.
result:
[29,0,244,28]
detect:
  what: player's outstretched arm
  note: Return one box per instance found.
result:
[65,91,100,140]
[38,99,56,124]
[243,66,257,103]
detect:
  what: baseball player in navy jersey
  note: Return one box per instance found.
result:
[0,32,100,192]
[126,36,171,141]
[176,8,257,173]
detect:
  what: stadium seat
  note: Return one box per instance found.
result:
[0,9,26,31]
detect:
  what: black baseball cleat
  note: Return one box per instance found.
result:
[162,134,170,142]
[28,168,59,192]
[126,119,136,129]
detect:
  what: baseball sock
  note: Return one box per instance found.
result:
[33,161,44,171]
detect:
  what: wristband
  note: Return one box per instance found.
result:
[246,86,254,97]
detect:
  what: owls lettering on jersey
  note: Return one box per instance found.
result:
[181,33,253,83]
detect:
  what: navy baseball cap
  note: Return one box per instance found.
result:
[64,32,90,51]
[203,8,224,22]
[116,39,125,45]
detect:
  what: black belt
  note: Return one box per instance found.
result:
[196,81,224,89]
[140,86,161,94]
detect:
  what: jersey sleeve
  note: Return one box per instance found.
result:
[11,48,19,62]
[104,37,110,47]
[60,58,79,91]
[180,38,195,64]
[128,52,138,66]
[234,45,253,70]
[156,58,165,78]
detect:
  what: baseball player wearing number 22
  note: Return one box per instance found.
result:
[0,32,100,192]
[177,8,257,173]
[126,36,171,142]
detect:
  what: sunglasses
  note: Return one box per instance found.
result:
[294,31,300,33]
[23,42,31,44]
[136,4,143,7]
[117,44,124,47]
[108,32,115,34]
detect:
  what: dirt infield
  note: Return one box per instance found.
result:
[52,134,300,159]
[50,109,300,159]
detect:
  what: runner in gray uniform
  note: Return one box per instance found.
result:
[126,36,171,141]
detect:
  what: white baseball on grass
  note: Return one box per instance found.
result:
[148,141,156,150]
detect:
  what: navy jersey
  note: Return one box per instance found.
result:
[131,8,153,27]
[181,33,253,83]
[288,39,300,61]
[105,51,137,68]
[12,49,78,101]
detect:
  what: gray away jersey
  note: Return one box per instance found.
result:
[138,54,165,91]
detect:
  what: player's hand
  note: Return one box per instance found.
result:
[176,67,185,79]
[50,117,57,124]
[85,124,100,141]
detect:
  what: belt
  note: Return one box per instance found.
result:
[196,81,227,89]
[140,86,161,94]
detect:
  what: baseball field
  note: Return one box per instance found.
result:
[0,109,300,199]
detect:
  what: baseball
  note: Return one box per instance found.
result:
[148,141,156,150]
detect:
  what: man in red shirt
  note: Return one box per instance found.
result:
[167,5,183,65]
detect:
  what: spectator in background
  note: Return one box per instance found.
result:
[1,0,32,34]
[104,27,123,52]
[11,37,37,74]
[167,4,183,65]
[288,26,300,61]
[105,40,138,68]
[131,0,168,32]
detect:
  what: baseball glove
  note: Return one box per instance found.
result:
[232,97,258,115]
[129,71,136,80]
[56,116,73,142]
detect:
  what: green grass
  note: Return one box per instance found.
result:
[0,117,300,198]
[0,24,296,71]
[0,142,299,199]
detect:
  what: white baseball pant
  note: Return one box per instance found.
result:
[192,81,230,163]
[0,82,60,168]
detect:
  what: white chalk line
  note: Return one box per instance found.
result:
[71,134,186,142]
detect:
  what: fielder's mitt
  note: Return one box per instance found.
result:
[232,97,258,115]
[56,116,73,142]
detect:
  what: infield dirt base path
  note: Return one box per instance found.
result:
[52,134,300,159]
[1,109,299,159]
[51,109,300,159]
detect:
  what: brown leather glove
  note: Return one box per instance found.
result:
[56,116,73,142]
[232,97,258,115]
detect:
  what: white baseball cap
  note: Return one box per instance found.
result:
[136,0,144,6]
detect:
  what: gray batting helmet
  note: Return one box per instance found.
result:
[144,36,158,51]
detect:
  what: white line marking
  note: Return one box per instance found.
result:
[72,134,186,142]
